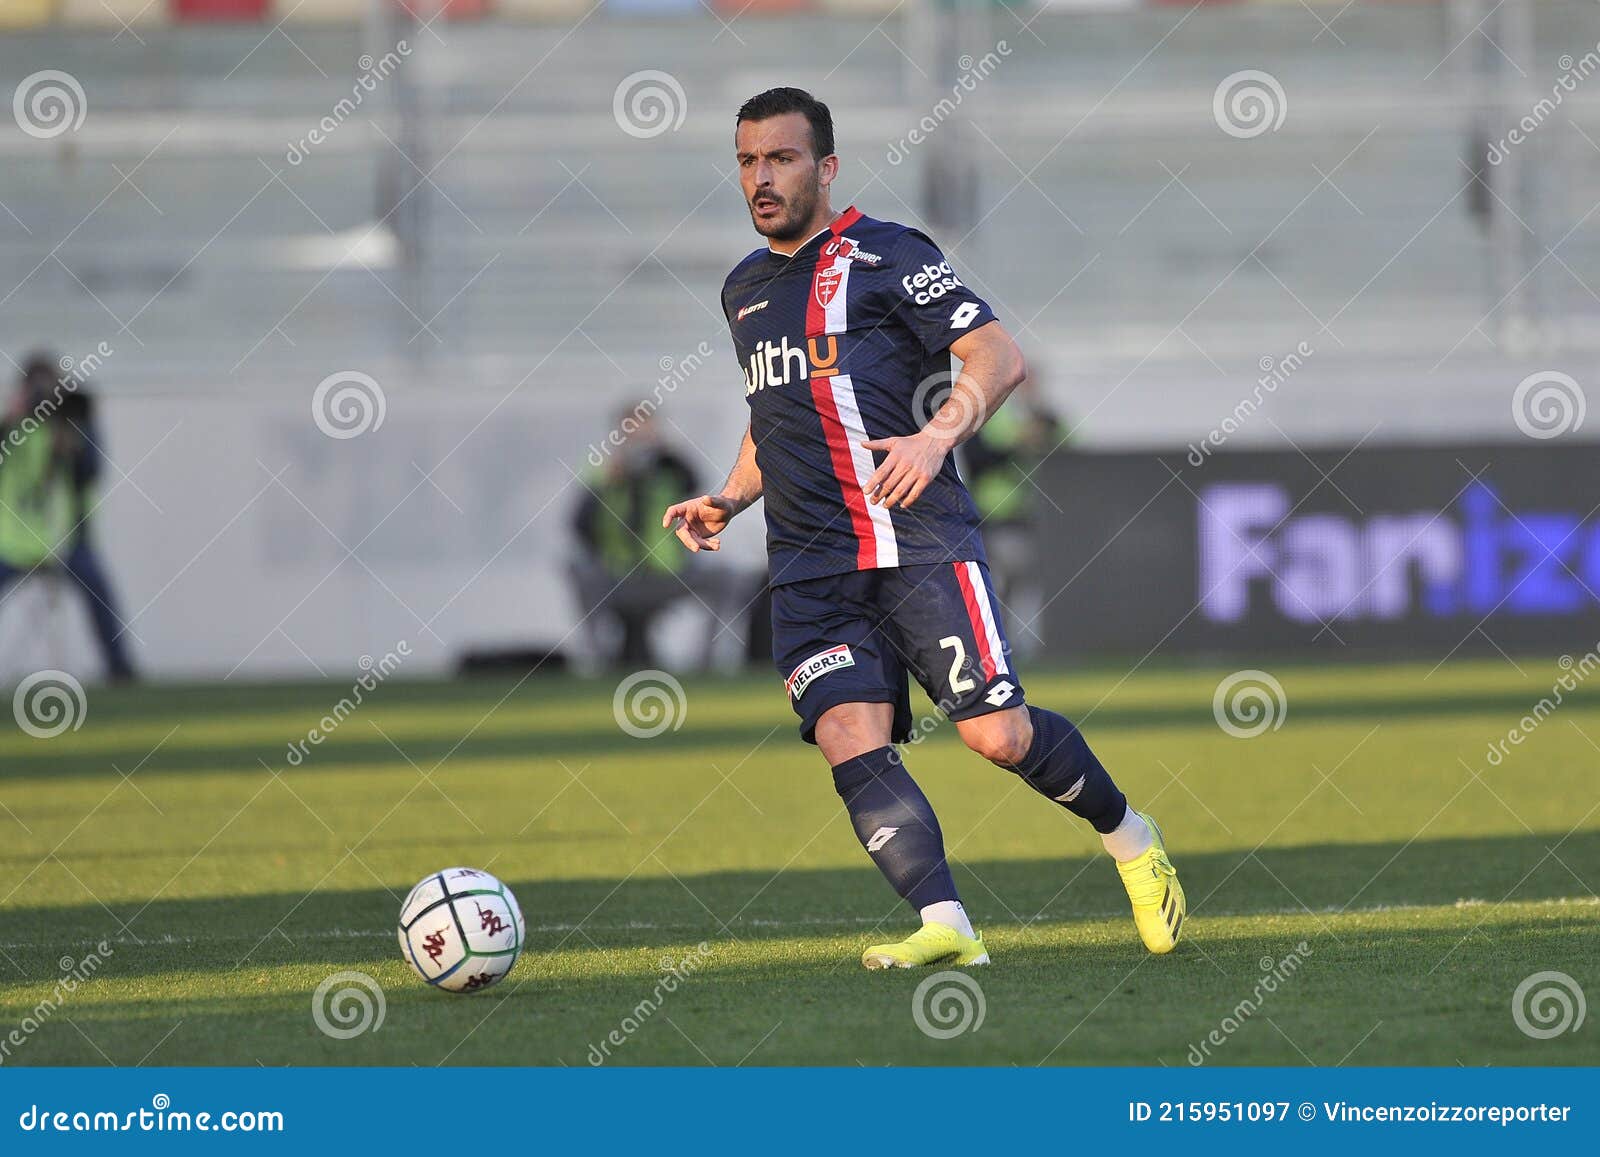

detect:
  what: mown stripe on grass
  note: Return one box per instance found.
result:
[2,898,1593,1013]
[3,896,1595,953]
[5,688,1598,781]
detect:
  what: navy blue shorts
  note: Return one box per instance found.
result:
[770,561,1026,745]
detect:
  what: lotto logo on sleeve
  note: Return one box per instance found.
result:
[902,261,964,304]
[786,644,856,700]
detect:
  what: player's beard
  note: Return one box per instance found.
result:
[750,178,821,243]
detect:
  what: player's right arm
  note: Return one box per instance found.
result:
[662,422,762,553]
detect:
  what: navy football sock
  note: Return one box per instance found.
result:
[832,746,960,911]
[1005,706,1128,834]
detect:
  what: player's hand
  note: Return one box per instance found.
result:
[860,431,953,510]
[662,494,737,552]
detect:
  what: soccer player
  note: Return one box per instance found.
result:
[662,88,1184,968]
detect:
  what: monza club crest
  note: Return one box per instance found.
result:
[814,265,843,308]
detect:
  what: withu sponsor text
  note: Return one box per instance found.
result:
[744,335,839,395]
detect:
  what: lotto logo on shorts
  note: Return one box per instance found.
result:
[786,644,855,701]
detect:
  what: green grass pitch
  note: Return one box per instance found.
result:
[1,658,1596,1067]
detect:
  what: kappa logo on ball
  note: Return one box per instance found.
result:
[476,902,510,938]
[786,644,855,700]
[398,866,524,994]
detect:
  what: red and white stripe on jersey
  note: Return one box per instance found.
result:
[953,560,1008,680]
[822,375,898,569]
[806,206,899,570]
[804,206,861,339]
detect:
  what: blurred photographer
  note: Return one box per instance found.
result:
[570,405,750,671]
[0,353,137,680]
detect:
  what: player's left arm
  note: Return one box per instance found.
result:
[862,320,1027,510]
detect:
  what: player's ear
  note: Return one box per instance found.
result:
[817,153,839,189]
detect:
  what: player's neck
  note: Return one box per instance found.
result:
[767,205,842,257]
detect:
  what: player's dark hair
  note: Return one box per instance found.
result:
[736,88,835,160]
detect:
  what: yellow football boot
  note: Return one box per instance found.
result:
[1115,812,1186,954]
[862,922,990,969]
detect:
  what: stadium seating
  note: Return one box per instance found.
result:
[0,0,57,28]
[12,0,1452,27]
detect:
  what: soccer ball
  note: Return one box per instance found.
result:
[397,866,525,993]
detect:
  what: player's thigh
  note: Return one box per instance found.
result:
[883,560,1025,723]
[770,571,913,754]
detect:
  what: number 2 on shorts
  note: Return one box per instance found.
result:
[939,635,976,694]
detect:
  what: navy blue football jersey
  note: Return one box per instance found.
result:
[721,206,998,587]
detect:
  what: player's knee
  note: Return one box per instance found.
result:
[960,710,1033,767]
[815,702,896,766]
